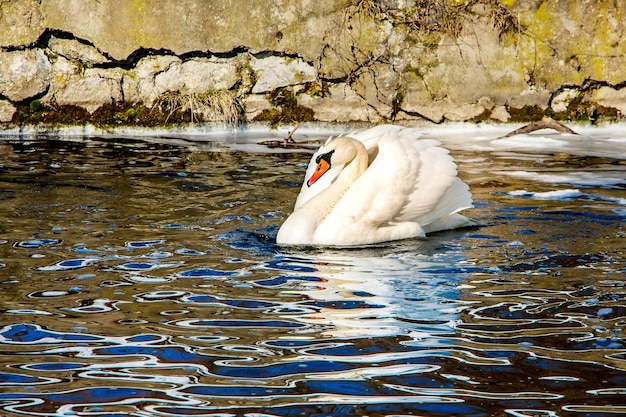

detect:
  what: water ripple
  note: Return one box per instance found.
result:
[172,319,308,329]
[176,267,241,278]
[1,134,625,416]
[0,324,104,345]
[14,238,62,248]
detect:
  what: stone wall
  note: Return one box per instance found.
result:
[1,0,625,126]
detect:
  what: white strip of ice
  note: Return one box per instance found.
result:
[508,189,626,207]
[496,170,626,186]
[508,189,582,200]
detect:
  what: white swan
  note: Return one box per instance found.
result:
[276,124,475,246]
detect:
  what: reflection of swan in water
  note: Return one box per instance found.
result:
[275,242,472,339]
[277,125,474,246]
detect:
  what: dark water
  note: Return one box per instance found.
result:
[0,128,624,417]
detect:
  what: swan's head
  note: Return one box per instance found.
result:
[306,137,364,187]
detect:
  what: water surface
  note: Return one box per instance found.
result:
[0,126,624,416]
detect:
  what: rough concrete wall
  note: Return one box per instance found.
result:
[1,0,625,125]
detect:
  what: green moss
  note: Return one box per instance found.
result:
[236,58,257,95]
[507,101,621,124]
[91,103,167,126]
[301,81,328,98]
[253,87,315,128]
[113,107,139,124]
[13,103,91,125]
[469,108,492,123]
[75,61,91,75]
[29,99,42,112]
[112,103,182,126]
[551,98,619,124]
[507,105,550,123]
[10,90,246,128]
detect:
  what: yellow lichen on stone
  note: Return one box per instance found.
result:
[128,0,148,48]
[0,0,44,46]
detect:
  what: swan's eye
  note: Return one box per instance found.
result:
[315,150,334,165]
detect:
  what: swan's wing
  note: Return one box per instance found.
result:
[350,124,411,163]
[327,127,471,233]
[396,141,473,226]
[350,124,406,151]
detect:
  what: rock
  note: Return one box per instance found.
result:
[350,67,399,120]
[125,56,241,106]
[156,58,241,94]
[551,88,580,113]
[244,95,273,121]
[587,86,626,116]
[44,55,82,102]
[133,55,181,81]
[519,1,626,87]
[443,102,486,122]
[423,20,527,106]
[0,0,44,47]
[506,88,551,110]
[47,37,109,65]
[42,55,118,113]
[297,83,378,123]
[399,97,485,123]
[399,81,444,123]
[478,96,496,111]
[399,101,444,123]
[0,49,51,102]
[0,100,16,123]
[251,55,316,94]
[490,106,511,122]
[124,55,181,105]
[50,68,124,113]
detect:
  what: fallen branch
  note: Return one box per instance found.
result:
[502,117,579,138]
[257,123,324,148]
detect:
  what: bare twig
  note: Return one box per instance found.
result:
[284,122,301,143]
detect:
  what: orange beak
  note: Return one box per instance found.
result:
[307,158,331,187]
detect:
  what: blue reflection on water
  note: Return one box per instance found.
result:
[176,268,238,278]
[37,258,99,271]
[0,324,104,344]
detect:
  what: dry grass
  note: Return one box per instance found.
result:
[347,0,385,21]
[153,90,245,125]
[483,0,524,37]
[405,0,464,38]
[345,0,522,40]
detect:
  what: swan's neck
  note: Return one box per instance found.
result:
[276,138,369,244]
[306,140,368,223]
